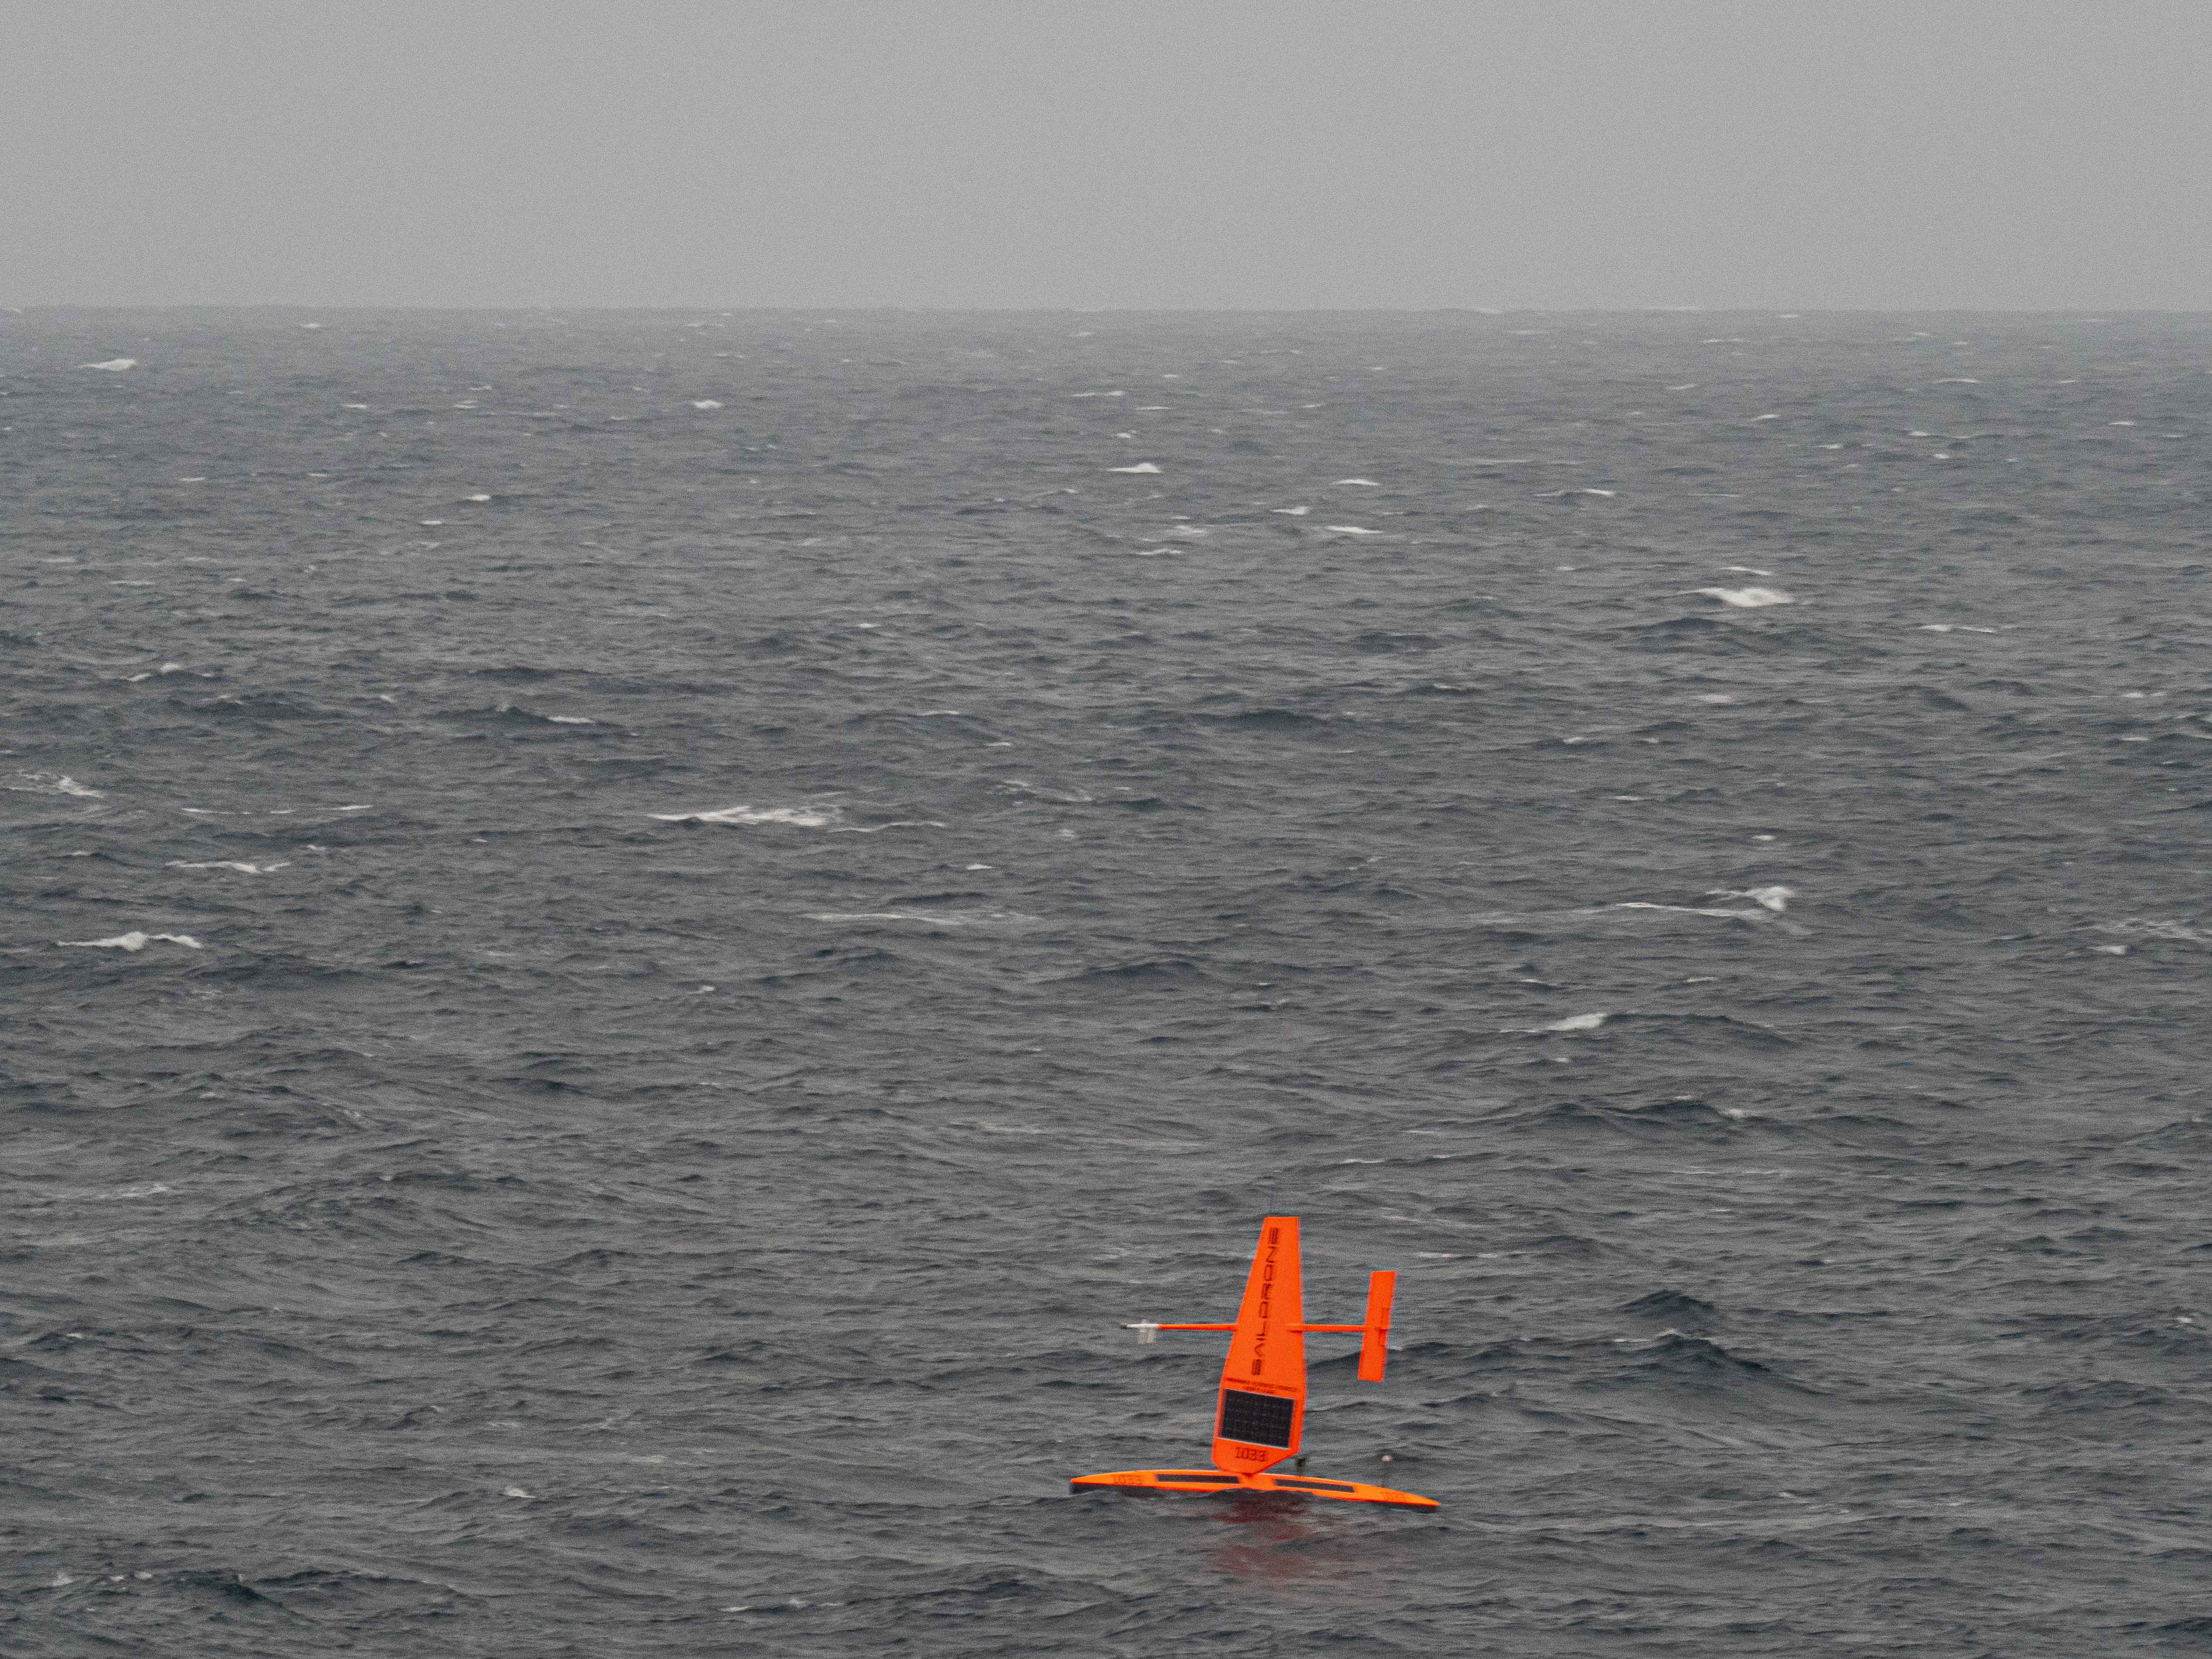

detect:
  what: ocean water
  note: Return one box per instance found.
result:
[3,308,2209,1656]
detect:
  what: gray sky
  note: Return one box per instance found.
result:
[7,0,2209,310]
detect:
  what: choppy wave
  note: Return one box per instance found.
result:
[7,309,2206,1653]
[652,803,840,828]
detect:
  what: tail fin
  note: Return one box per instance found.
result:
[1357,1271,1395,1382]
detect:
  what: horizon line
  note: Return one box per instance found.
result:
[8,303,2212,318]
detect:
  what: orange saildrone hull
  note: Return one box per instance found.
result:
[1069,1468,1438,1508]
[1070,1216,1438,1509]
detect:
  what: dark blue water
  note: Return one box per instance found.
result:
[5,309,2210,1655]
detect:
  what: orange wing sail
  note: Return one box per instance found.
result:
[1210,1216,1305,1475]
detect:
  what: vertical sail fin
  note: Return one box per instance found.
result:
[1357,1270,1395,1382]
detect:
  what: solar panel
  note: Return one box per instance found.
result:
[1217,1388,1295,1448]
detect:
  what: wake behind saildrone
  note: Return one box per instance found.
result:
[1070,1216,1438,1509]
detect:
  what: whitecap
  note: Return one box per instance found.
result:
[828,819,947,834]
[1752,413,1780,422]
[167,861,288,874]
[691,399,723,409]
[465,493,491,502]
[1537,487,1617,499]
[57,931,204,952]
[1694,586,1794,608]
[806,908,1030,925]
[653,804,838,828]
[997,780,1092,804]
[342,402,369,410]
[81,358,136,371]
[1723,565,1771,576]
[1543,1012,1608,1032]
[546,715,593,724]
[1708,885,1794,913]
[1334,477,1380,486]
[2097,918,2209,945]
[1614,901,1802,933]
[1108,461,1161,474]
[1167,525,1209,538]
[1130,548,1179,557]
[4,773,104,798]
[1326,525,1383,536]
[1271,506,1310,515]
